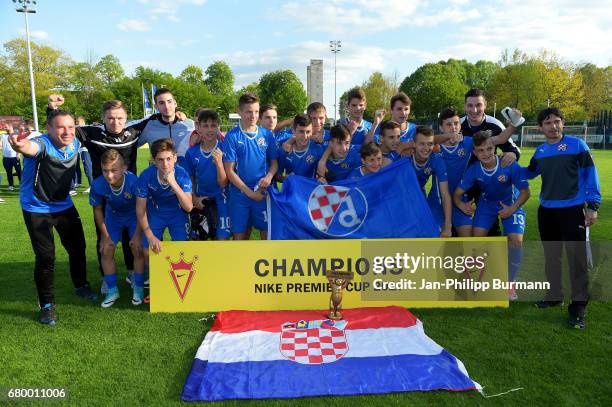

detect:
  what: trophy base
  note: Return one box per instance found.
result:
[328,311,343,321]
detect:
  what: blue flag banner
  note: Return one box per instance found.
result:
[142,85,153,117]
[151,84,159,113]
[268,159,440,239]
[181,307,481,401]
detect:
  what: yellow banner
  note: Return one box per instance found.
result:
[150,238,509,312]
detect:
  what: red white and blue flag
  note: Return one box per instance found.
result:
[182,306,481,401]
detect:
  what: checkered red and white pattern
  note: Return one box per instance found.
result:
[280,327,349,364]
[308,185,349,232]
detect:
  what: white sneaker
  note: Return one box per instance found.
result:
[501,107,525,127]
[7,186,14,191]
[83,187,90,194]
[69,190,78,196]
[101,288,120,308]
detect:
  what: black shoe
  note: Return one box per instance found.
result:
[75,283,98,302]
[535,300,564,309]
[568,314,586,329]
[39,304,57,326]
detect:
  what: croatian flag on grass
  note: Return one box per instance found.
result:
[182,306,480,401]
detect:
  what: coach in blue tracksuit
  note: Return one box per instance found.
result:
[8,110,97,326]
[524,107,601,329]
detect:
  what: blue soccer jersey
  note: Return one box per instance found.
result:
[222,126,277,189]
[459,158,528,205]
[90,172,139,218]
[20,134,80,213]
[339,118,372,145]
[374,122,417,143]
[410,153,448,193]
[459,157,528,235]
[277,141,325,178]
[184,142,224,198]
[89,172,139,243]
[326,145,362,182]
[136,164,192,215]
[524,135,601,208]
[383,150,401,162]
[438,137,474,194]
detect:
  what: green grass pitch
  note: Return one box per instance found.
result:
[0,148,610,406]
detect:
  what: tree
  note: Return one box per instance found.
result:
[95,54,124,86]
[400,63,467,119]
[179,64,204,84]
[204,61,234,95]
[258,70,308,119]
[361,72,397,121]
[579,63,612,118]
[0,38,73,119]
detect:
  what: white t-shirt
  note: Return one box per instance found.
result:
[1,134,17,158]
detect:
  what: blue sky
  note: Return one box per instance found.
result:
[1,0,610,117]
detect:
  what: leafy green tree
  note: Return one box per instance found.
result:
[258,70,307,119]
[95,54,125,86]
[579,63,612,118]
[179,64,204,84]
[400,63,467,119]
[361,72,397,121]
[204,61,234,95]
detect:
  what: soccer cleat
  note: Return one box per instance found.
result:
[69,190,78,196]
[132,286,144,306]
[39,304,57,326]
[75,283,98,302]
[101,288,120,308]
[8,186,14,191]
[83,187,90,194]
[535,300,564,309]
[501,107,525,127]
[568,315,586,329]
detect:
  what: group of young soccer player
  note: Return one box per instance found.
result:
[11,83,600,329]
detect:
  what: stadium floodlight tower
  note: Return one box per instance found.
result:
[14,0,39,132]
[329,40,341,124]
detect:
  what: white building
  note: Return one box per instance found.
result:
[307,59,324,105]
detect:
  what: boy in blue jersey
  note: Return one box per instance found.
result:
[280,103,331,156]
[370,92,417,143]
[276,114,324,181]
[136,139,193,258]
[316,124,362,183]
[434,108,522,237]
[222,93,278,240]
[454,131,530,299]
[410,127,452,237]
[184,109,230,240]
[377,120,403,162]
[9,110,97,325]
[90,149,145,307]
[339,87,372,145]
[347,142,389,179]
[525,107,601,328]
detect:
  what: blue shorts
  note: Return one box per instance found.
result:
[105,213,138,244]
[229,188,267,234]
[473,200,525,235]
[215,193,231,239]
[452,205,473,228]
[142,210,189,247]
